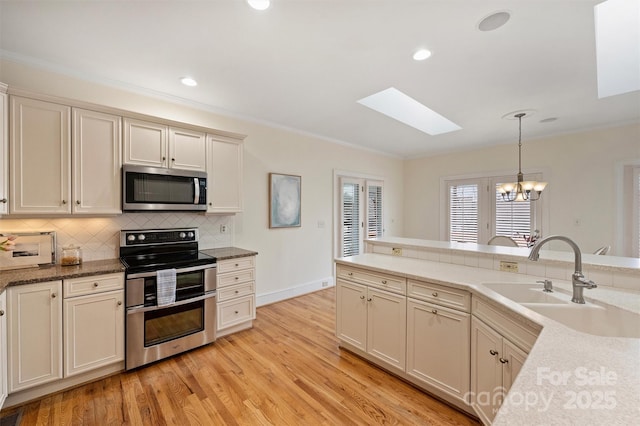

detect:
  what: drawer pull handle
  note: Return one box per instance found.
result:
[381,280,387,284]
[489,349,498,356]
[499,357,509,364]
[431,309,438,314]
[0,198,6,203]
[432,292,438,297]
[360,295,365,300]
[94,282,99,287]
[0,310,4,316]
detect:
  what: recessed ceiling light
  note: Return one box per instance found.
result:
[247,0,270,10]
[413,49,432,61]
[357,87,461,136]
[180,77,198,87]
[478,11,511,31]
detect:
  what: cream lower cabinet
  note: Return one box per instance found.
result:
[7,281,63,392]
[216,256,256,337]
[0,290,8,409]
[471,298,539,425]
[206,134,244,214]
[0,83,7,215]
[63,273,124,377]
[336,265,407,372]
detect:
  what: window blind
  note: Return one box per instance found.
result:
[495,183,532,247]
[367,183,383,239]
[449,183,478,243]
[342,181,360,257]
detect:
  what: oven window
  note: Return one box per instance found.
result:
[144,300,204,346]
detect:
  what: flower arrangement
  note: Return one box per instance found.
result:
[0,235,17,251]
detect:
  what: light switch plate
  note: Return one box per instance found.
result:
[392,247,402,256]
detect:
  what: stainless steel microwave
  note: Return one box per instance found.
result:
[122,165,207,211]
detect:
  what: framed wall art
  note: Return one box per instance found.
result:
[269,173,301,228]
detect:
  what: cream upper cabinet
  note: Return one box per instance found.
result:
[169,127,207,171]
[206,134,244,213]
[0,83,7,215]
[7,281,63,393]
[124,118,206,171]
[0,290,7,409]
[72,108,122,214]
[10,96,71,214]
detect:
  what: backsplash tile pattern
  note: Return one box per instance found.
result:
[0,213,233,262]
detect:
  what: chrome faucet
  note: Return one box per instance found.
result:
[528,235,597,304]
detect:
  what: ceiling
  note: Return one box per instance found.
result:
[1,0,638,158]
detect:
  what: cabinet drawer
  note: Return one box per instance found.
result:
[473,298,541,353]
[217,295,255,330]
[217,281,255,302]
[218,269,255,288]
[64,273,124,298]
[336,265,406,295]
[217,256,255,274]
[407,279,471,312]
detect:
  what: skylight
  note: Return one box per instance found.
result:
[595,0,640,98]
[357,87,461,136]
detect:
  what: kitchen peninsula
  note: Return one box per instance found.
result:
[336,237,640,425]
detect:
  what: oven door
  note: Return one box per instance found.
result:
[126,292,216,370]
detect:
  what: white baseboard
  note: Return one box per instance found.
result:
[256,276,334,307]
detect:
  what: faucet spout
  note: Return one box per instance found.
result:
[527,235,596,304]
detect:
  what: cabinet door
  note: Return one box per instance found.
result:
[470,317,504,424]
[169,127,206,171]
[10,96,71,213]
[367,287,406,370]
[407,299,470,402]
[123,118,168,167]
[336,279,367,351]
[64,290,124,377]
[0,291,7,409]
[72,108,122,214]
[502,339,528,393]
[0,84,7,215]
[7,281,63,392]
[207,135,243,213]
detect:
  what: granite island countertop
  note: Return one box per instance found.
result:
[336,253,640,425]
[0,258,125,293]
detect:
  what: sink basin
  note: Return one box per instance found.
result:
[522,303,640,338]
[482,283,570,304]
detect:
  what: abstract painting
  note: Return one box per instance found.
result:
[269,173,301,228]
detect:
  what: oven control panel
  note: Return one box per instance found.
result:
[120,228,198,246]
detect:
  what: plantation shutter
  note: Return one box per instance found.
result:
[635,167,640,257]
[494,182,532,247]
[366,181,383,239]
[341,179,361,257]
[448,182,478,243]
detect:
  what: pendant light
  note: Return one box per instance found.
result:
[498,112,547,202]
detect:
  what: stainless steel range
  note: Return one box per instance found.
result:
[119,228,217,370]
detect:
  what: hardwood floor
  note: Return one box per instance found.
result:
[1,287,479,425]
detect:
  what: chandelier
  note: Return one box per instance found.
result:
[498,112,547,202]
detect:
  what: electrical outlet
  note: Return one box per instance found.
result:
[392,247,402,256]
[500,261,519,273]
[220,225,227,233]
[322,281,329,287]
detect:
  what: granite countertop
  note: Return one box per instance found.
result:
[0,258,125,292]
[336,253,640,425]
[201,247,258,260]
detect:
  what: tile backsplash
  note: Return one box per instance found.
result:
[0,213,233,262]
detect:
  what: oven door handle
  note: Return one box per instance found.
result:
[126,263,216,279]
[126,291,216,315]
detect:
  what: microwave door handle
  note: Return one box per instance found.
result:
[194,178,200,204]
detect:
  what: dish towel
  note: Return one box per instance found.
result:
[156,268,177,306]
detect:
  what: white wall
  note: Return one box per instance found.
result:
[0,59,405,302]
[403,123,640,256]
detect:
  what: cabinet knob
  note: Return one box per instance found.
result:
[62,200,67,205]
[348,272,353,276]
[76,200,81,205]
[381,280,387,284]
[235,310,239,314]
[235,263,239,267]
[162,156,166,161]
[235,276,239,280]
[0,309,4,316]
[431,309,438,314]
[367,297,372,302]
[0,198,6,203]
[209,202,212,206]
[235,290,239,294]
[117,301,123,306]
[94,282,99,287]
[499,357,509,364]
[171,158,175,162]
[432,292,438,297]
[360,295,365,300]
[51,293,57,298]
[489,349,498,356]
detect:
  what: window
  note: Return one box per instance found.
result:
[445,174,542,247]
[339,176,383,257]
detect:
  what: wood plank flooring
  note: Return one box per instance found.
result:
[1,287,480,425]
